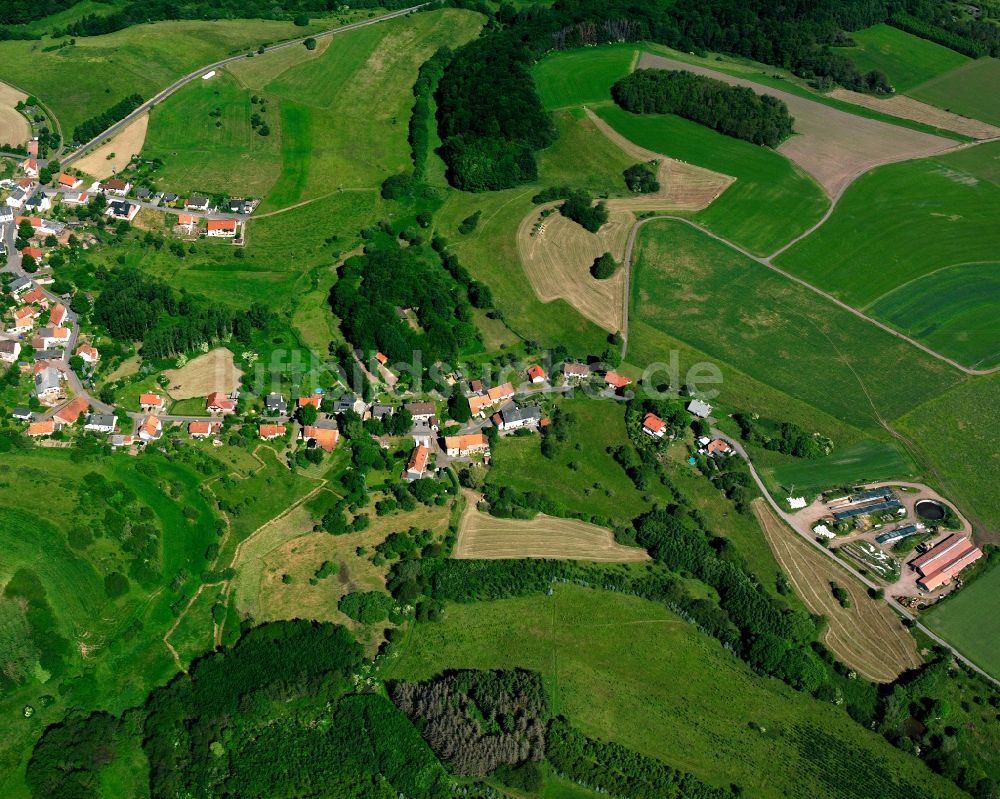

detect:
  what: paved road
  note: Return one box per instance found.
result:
[61,5,425,165]
[39,186,250,222]
[710,426,1000,689]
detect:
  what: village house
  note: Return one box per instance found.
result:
[139,415,163,441]
[706,439,734,457]
[332,394,366,415]
[6,187,28,210]
[8,277,33,297]
[258,423,286,441]
[604,371,632,391]
[375,351,388,366]
[177,213,198,233]
[110,434,136,447]
[22,286,49,307]
[0,206,12,224]
[20,158,38,178]
[9,308,37,335]
[206,218,237,238]
[139,393,165,412]
[527,364,546,384]
[495,404,541,432]
[404,444,430,481]
[49,303,67,327]
[107,200,139,222]
[26,419,56,437]
[188,421,220,439]
[62,191,89,206]
[22,246,44,262]
[468,393,493,417]
[99,179,131,196]
[57,173,82,190]
[641,412,666,439]
[264,392,287,414]
[186,195,211,211]
[0,339,22,363]
[76,343,99,363]
[11,407,32,421]
[411,419,436,448]
[24,193,51,213]
[404,401,437,422]
[687,399,713,419]
[84,412,117,434]
[370,403,393,421]
[35,366,63,403]
[35,326,70,349]
[487,382,515,404]
[302,423,339,452]
[53,396,89,426]
[206,391,237,414]
[444,432,489,457]
[297,394,322,410]
[16,215,63,237]
[561,362,590,381]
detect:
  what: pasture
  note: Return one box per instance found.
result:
[868,262,1000,370]
[0,17,346,137]
[753,500,920,682]
[636,51,954,197]
[838,24,969,93]
[0,81,29,147]
[630,220,962,429]
[533,44,636,109]
[392,583,962,799]
[764,439,916,498]
[910,57,1000,126]
[141,70,283,196]
[924,563,1000,680]
[595,105,828,255]
[777,142,1000,364]
[896,374,1000,536]
[454,494,649,561]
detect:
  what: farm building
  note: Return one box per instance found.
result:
[53,396,89,425]
[911,534,983,592]
[206,392,236,414]
[875,523,924,545]
[26,419,56,437]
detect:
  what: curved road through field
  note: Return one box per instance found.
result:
[61,5,426,165]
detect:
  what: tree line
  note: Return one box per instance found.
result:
[410,47,450,182]
[72,93,143,145]
[612,69,795,148]
[732,411,832,459]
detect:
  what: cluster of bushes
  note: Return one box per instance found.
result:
[560,189,608,232]
[72,93,143,145]
[338,591,396,624]
[732,411,831,459]
[624,161,660,193]
[613,70,794,148]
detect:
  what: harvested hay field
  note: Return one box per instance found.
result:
[0,81,29,147]
[753,499,921,682]
[829,89,1000,140]
[517,204,632,333]
[73,112,149,179]
[163,347,242,399]
[455,494,649,561]
[637,52,955,196]
[586,108,734,211]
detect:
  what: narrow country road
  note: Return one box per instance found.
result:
[61,4,426,165]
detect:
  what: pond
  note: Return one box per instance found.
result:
[915,499,946,521]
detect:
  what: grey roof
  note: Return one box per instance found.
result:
[109,434,133,446]
[162,193,178,202]
[109,200,134,217]
[11,407,32,419]
[25,193,45,208]
[35,367,61,393]
[687,399,713,418]
[9,187,26,201]
[314,418,338,430]
[502,405,541,425]
[370,403,393,419]
[85,412,117,429]
[34,349,62,361]
[9,276,32,293]
[135,187,151,198]
[0,339,18,354]
[333,395,360,412]
[265,392,287,411]
[187,195,209,206]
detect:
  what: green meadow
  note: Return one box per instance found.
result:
[0,17,348,136]
[630,220,961,429]
[868,262,1000,370]
[392,584,965,799]
[0,449,219,798]
[924,564,1000,679]
[532,44,636,109]
[595,105,829,255]
[763,439,916,498]
[910,57,1000,126]
[838,24,969,93]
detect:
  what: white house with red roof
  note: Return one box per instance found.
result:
[527,364,546,384]
[57,173,82,190]
[206,391,236,414]
[139,415,163,441]
[139,393,165,412]
[206,218,238,238]
[641,412,666,439]
[76,343,99,363]
[20,158,38,178]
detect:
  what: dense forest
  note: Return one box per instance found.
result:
[93,269,271,359]
[612,70,795,148]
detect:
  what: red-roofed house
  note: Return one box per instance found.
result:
[468,394,493,417]
[604,371,632,390]
[259,423,286,440]
[76,343,99,363]
[487,382,515,404]
[22,246,43,261]
[706,439,733,457]
[527,364,546,384]
[21,287,48,307]
[53,396,89,425]
[302,425,338,451]
[297,395,322,409]
[49,303,67,327]
[206,392,236,414]
[139,393,165,411]
[641,412,666,439]
[177,213,198,232]
[20,158,38,178]
[63,192,89,206]
[58,173,82,190]
[375,351,388,365]
[139,415,162,441]
[27,419,56,437]
[404,444,430,481]
[206,218,238,237]
[188,420,219,439]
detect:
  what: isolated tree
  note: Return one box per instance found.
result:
[304,37,317,50]
[590,252,618,279]
[17,219,33,241]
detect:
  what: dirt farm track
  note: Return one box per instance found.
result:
[754,499,922,682]
[455,494,650,562]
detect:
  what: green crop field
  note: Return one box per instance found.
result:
[257,9,483,210]
[0,17,346,137]
[595,106,829,255]
[533,44,636,109]
[896,374,1000,535]
[0,449,220,798]
[763,439,916,497]
[910,57,1000,126]
[924,564,1000,679]
[630,220,961,429]
[141,70,283,196]
[776,143,1000,361]
[391,584,965,799]
[868,262,1000,370]
[838,24,969,93]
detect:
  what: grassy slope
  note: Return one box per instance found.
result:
[837,24,969,93]
[141,70,283,196]
[0,17,347,136]
[764,439,916,497]
[895,374,1000,535]
[630,220,961,429]
[595,106,828,255]
[533,44,636,110]
[775,142,1000,368]
[0,449,218,798]
[392,584,965,799]
[924,564,1000,679]
[910,57,1000,126]
[259,9,483,210]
